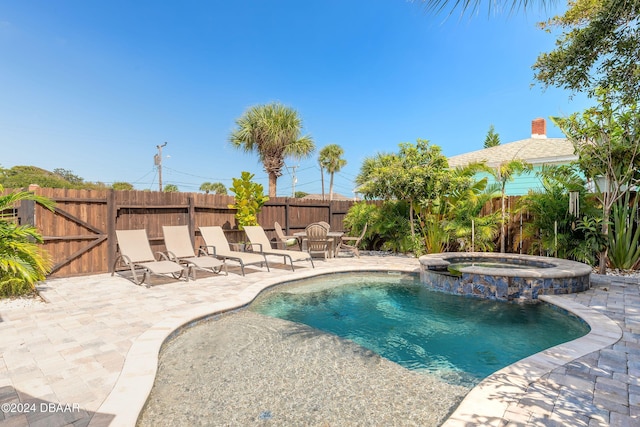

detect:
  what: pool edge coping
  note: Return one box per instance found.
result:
[419,252,593,279]
[90,265,622,427]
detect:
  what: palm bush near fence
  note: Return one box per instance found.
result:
[515,165,605,266]
[443,176,500,252]
[0,185,54,297]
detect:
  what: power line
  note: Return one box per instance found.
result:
[132,168,156,184]
[162,166,236,182]
[284,164,299,197]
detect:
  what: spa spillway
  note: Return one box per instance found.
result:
[419,252,592,301]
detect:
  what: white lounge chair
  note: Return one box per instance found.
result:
[199,226,269,276]
[162,225,227,279]
[113,229,188,286]
[243,225,314,271]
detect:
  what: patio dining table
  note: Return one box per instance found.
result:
[293,230,344,258]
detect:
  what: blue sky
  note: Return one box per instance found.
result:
[0,1,591,197]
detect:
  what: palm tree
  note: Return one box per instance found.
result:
[417,0,537,15]
[318,144,347,201]
[445,176,501,252]
[0,185,55,296]
[200,182,227,195]
[229,103,315,197]
[489,159,532,253]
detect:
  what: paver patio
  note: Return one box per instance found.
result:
[0,255,638,426]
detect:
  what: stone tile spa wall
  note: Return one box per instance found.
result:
[419,253,592,302]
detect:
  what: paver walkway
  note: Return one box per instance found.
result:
[0,255,637,426]
[527,276,640,427]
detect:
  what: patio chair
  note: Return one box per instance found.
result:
[317,221,330,231]
[162,225,227,279]
[338,223,368,258]
[274,221,300,249]
[112,229,189,286]
[243,225,314,271]
[199,226,270,276]
[305,223,330,260]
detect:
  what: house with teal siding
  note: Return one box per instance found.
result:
[447,118,577,196]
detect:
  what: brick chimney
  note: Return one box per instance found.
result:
[531,118,547,139]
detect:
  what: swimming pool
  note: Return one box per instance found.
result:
[250,272,590,387]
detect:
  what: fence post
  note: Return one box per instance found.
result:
[284,198,290,233]
[107,190,117,272]
[188,196,196,238]
[17,199,36,227]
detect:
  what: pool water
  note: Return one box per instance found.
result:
[250,272,589,387]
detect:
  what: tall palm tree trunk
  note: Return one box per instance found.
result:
[320,166,325,201]
[268,173,278,198]
[329,172,334,201]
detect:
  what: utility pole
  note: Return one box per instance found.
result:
[154,142,167,192]
[288,165,298,197]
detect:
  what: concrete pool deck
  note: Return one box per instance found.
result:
[0,255,638,426]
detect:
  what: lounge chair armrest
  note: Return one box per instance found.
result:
[158,251,175,261]
[113,253,132,270]
[228,242,244,251]
[201,245,218,256]
[248,242,263,253]
[341,236,360,242]
[197,247,209,257]
[272,240,287,249]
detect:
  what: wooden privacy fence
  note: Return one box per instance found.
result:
[15,188,358,278]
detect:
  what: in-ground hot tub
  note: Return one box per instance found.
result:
[419,252,592,301]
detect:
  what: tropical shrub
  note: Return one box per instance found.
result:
[519,165,601,264]
[343,201,414,253]
[552,92,640,273]
[444,177,500,252]
[375,201,415,253]
[112,182,134,190]
[343,202,376,248]
[228,171,269,230]
[421,213,448,254]
[607,192,640,270]
[355,139,451,241]
[570,216,608,266]
[0,165,110,190]
[0,185,54,297]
